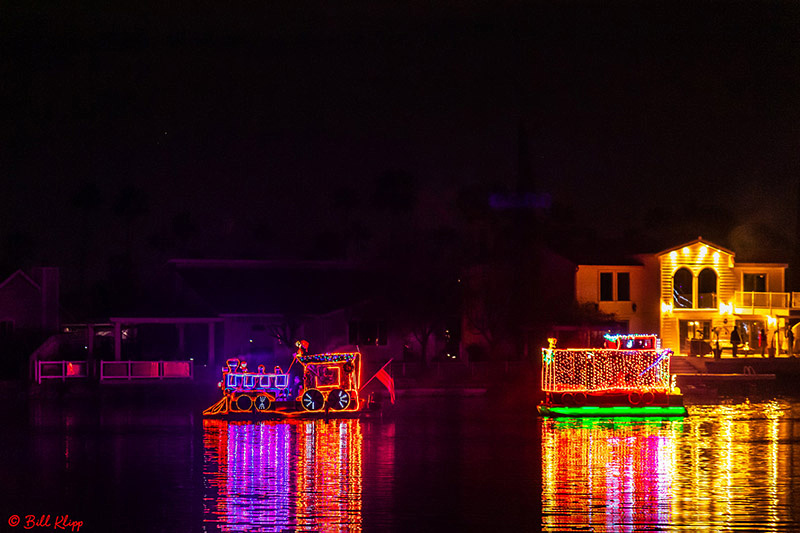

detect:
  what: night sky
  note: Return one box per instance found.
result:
[2,2,799,288]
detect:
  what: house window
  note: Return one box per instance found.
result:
[737,319,764,351]
[600,271,631,302]
[743,273,767,292]
[679,319,711,354]
[0,320,12,339]
[617,272,630,302]
[600,273,614,301]
[697,268,718,309]
[348,320,387,346]
[673,268,693,309]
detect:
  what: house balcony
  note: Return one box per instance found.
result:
[733,291,797,315]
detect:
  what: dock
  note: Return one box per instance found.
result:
[670,355,792,390]
[675,372,776,383]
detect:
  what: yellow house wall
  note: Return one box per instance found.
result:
[733,266,785,292]
[574,241,788,355]
[575,264,658,333]
[659,244,736,354]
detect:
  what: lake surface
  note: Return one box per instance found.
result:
[3,392,800,531]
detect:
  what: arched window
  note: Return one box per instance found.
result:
[673,268,693,309]
[698,268,718,309]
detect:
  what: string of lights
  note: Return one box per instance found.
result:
[542,347,672,393]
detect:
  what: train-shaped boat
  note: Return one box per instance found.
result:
[203,350,378,418]
[538,333,688,417]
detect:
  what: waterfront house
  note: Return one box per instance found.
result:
[574,237,795,356]
[0,267,60,377]
[0,267,60,335]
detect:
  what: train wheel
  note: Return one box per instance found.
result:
[254,395,272,412]
[235,395,253,412]
[327,389,351,410]
[301,389,325,412]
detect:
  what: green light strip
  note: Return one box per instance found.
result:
[539,405,688,417]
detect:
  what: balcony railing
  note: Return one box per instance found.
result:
[734,291,792,311]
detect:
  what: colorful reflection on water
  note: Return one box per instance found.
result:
[204,418,363,532]
[542,401,800,531]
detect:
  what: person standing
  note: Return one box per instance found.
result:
[787,326,795,358]
[759,328,767,357]
[730,326,741,358]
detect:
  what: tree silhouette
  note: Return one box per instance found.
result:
[69,180,103,294]
[326,184,373,259]
[375,227,462,365]
[112,184,149,256]
[373,170,417,214]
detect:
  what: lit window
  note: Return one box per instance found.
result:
[673,268,693,309]
[743,273,767,292]
[697,268,717,309]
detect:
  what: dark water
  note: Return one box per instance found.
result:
[3,393,800,532]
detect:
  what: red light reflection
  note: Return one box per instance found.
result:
[541,418,674,531]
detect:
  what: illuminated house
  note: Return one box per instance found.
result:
[658,238,791,356]
[575,237,795,355]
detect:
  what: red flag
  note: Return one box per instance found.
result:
[375,367,395,404]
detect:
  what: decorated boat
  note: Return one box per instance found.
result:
[538,333,688,417]
[203,347,392,419]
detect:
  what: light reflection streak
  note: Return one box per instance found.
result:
[541,401,794,532]
[204,418,363,532]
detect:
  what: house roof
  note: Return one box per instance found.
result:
[656,237,735,257]
[0,269,41,292]
[159,260,377,318]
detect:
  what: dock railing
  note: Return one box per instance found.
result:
[36,360,89,384]
[100,360,193,381]
[391,360,531,382]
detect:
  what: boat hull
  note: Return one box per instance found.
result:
[202,409,380,421]
[203,398,381,420]
[537,404,688,417]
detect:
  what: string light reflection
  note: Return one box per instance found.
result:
[542,401,797,532]
[204,418,363,532]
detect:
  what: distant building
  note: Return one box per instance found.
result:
[574,237,796,355]
[0,267,61,377]
[104,259,406,374]
[0,267,60,338]
[460,248,576,360]
[0,267,60,336]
